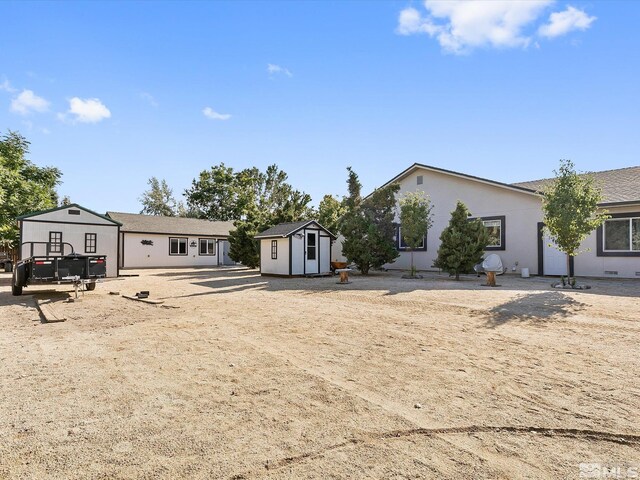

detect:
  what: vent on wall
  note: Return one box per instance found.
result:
[636,272,640,277]
[68,209,80,215]
[604,270,618,275]
[417,175,423,185]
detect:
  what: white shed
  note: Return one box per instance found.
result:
[18,204,121,278]
[255,220,336,276]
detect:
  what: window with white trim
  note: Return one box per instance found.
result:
[199,238,216,256]
[483,219,502,248]
[170,237,187,255]
[603,217,640,252]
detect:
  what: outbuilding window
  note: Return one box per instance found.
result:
[49,231,62,253]
[169,237,188,255]
[85,233,97,253]
[271,240,278,259]
[199,238,216,256]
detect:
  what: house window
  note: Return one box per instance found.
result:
[397,226,426,250]
[603,217,640,252]
[85,233,97,253]
[271,240,278,259]
[199,238,216,256]
[49,231,62,253]
[417,175,423,185]
[169,237,188,255]
[477,216,505,251]
[307,233,316,260]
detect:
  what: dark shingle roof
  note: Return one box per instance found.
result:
[512,166,640,204]
[255,220,335,239]
[106,212,234,237]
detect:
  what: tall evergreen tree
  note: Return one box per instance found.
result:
[433,201,488,280]
[339,167,399,274]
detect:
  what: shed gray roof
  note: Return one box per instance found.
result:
[255,220,336,239]
[106,212,234,237]
[512,166,640,205]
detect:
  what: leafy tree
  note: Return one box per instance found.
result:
[542,159,608,284]
[317,194,345,236]
[184,163,251,221]
[0,130,61,251]
[60,195,72,206]
[140,177,178,216]
[198,164,312,268]
[433,201,488,280]
[339,167,399,274]
[399,191,433,276]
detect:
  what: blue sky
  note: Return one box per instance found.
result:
[1,1,638,214]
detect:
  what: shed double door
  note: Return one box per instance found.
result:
[305,231,318,274]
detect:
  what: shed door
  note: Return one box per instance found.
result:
[305,231,318,274]
[542,235,568,276]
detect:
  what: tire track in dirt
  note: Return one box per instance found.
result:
[232,425,640,478]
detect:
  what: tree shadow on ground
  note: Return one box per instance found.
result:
[485,291,587,328]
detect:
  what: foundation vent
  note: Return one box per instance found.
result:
[604,270,618,275]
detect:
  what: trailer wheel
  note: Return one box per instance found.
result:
[85,282,96,291]
[12,268,23,296]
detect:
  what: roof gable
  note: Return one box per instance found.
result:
[255,220,336,239]
[17,203,122,225]
[373,163,540,198]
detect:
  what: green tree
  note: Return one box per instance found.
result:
[139,177,178,216]
[433,201,488,280]
[317,194,345,236]
[0,130,61,251]
[399,191,433,276]
[200,164,312,268]
[542,159,608,284]
[339,167,400,274]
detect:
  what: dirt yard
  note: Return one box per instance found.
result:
[1,267,639,479]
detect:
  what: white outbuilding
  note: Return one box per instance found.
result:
[255,220,336,276]
[17,204,121,278]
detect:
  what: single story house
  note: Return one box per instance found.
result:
[17,204,121,278]
[372,163,640,279]
[106,212,236,269]
[255,220,335,276]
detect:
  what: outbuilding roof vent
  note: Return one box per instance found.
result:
[68,209,80,215]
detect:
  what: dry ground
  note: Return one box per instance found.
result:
[1,267,639,479]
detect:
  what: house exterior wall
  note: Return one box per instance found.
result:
[572,204,640,278]
[121,232,223,269]
[387,168,544,275]
[259,238,290,275]
[19,209,119,278]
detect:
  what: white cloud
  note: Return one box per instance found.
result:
[538,6,596,38]
[0,77,16,93]
[396,1,594,54]
[140,92,159,107]
[60,97,111,123]
[10,89,50,115]
[202,107,231,121]
[267,63,292,78]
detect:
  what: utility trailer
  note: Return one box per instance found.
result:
[12,242,107,296]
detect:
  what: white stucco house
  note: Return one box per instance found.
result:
[17,204,121,278]
[106,212,236,269]
[372,163,640,279]
[255,220,335,276]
